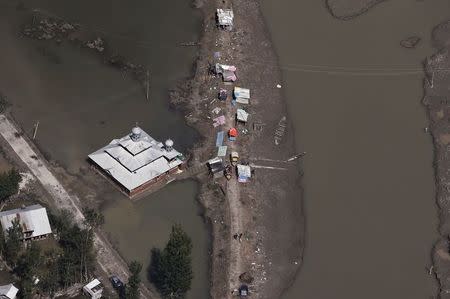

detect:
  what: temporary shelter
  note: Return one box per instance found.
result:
[216,9,234,30]
[236,109,249,123]
[237,165,251,183]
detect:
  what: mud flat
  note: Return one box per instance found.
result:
[172,0,304,298]
[425,20,450,299]
[325,0,386,20]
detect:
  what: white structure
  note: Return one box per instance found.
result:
[0,284,18,299]
[216,9,234,30]
[89,127,184,197]
[237,164,251,183]
[0,205,52,240]
[234,87,250,104]
[83,279,103,299]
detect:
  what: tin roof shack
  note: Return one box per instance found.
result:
[83,279,103,299]
[215,63,237,82]
[0,205,52,241]
[237,164,251,183]
[207,157,225,179]
[0,284,18,299]
[216,9,234,30]
[234,87,250,104]
[89,127,185,198]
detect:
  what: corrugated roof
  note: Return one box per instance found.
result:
[217,9,234,26]
[88,128,183,191]
[0,284,18,299]
[237,109,249,122]
[0,205,52,239]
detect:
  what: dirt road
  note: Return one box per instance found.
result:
[0,114,158,299]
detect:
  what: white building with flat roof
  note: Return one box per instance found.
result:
[83,279,103,299]
[88,127,184,197]
[0,205,52,240]
[0,284,18,299]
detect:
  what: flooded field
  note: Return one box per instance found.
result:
[262,0,450,298]
[0,1,209,298]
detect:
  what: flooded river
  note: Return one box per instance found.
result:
[261,0,450,298]
[0,1,209,298]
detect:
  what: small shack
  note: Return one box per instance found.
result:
[236,109,249,124]
[207,157,225,179]
[0,284,18,299]
[83,279,103,299]
[216,9,234,30]
[237,165,251,183]
[0,205,52,241]
[215,63,237,82]
[234,87,250,104]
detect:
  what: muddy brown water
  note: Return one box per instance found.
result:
[261,0,450,298]
[0,1,209,298]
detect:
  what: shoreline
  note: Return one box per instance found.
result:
[424,19,450,299]
[172,0,305,298]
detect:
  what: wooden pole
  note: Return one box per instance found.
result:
[145,70,150,100]
[33,121,39,140]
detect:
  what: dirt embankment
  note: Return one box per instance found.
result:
[425,19,450,299]
[171,0,304,298]
[325,0,386,20]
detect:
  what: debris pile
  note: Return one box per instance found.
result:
[22,17,78,41]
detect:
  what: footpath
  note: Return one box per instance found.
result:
[0,114,157,299]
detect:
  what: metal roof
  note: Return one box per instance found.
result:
[88,127,183,191]
[237,109,249,122]
[0,284,18,299]
[234,87,250,99]
[217,9,234,26]
[0,205,52,239]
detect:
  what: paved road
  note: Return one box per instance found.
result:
[0,114,157,299]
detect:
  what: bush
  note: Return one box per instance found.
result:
[0,169,22,202]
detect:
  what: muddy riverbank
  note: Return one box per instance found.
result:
[425,19,450,299]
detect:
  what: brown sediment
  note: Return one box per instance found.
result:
[325,0,386,20]
[424,20,450,299]
[171,0,304,298]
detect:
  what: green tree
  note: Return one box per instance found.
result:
[83,208,104,229]
[0,169,22,201]
[4,218,23,266]
[149,224,193,299]
[126,261,142,299]
[15,243,41,298]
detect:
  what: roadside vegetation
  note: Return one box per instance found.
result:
[0,209,97,298]
[149,224,193,299]
[0,169,21,202]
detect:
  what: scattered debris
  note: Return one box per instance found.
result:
[239,272,254,284]
[86,37,105,52]
[18,171,35,192]
[276,84,282,88]
[212,107,222,114]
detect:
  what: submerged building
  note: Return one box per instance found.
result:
[88,127,185,197]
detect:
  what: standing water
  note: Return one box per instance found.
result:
[261,0,450,298]
[0,1,209,298]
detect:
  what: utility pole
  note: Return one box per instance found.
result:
[32,121,39,140]
[145,70,150,100]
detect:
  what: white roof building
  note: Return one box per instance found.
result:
[234,87,250,104]
[217,9,234,29]
[0,205,52,240]
[237,165,251,183]
[0,284,18,299]
[83,279,103,299]
[89,127,184,196]
[236,109,249,123]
